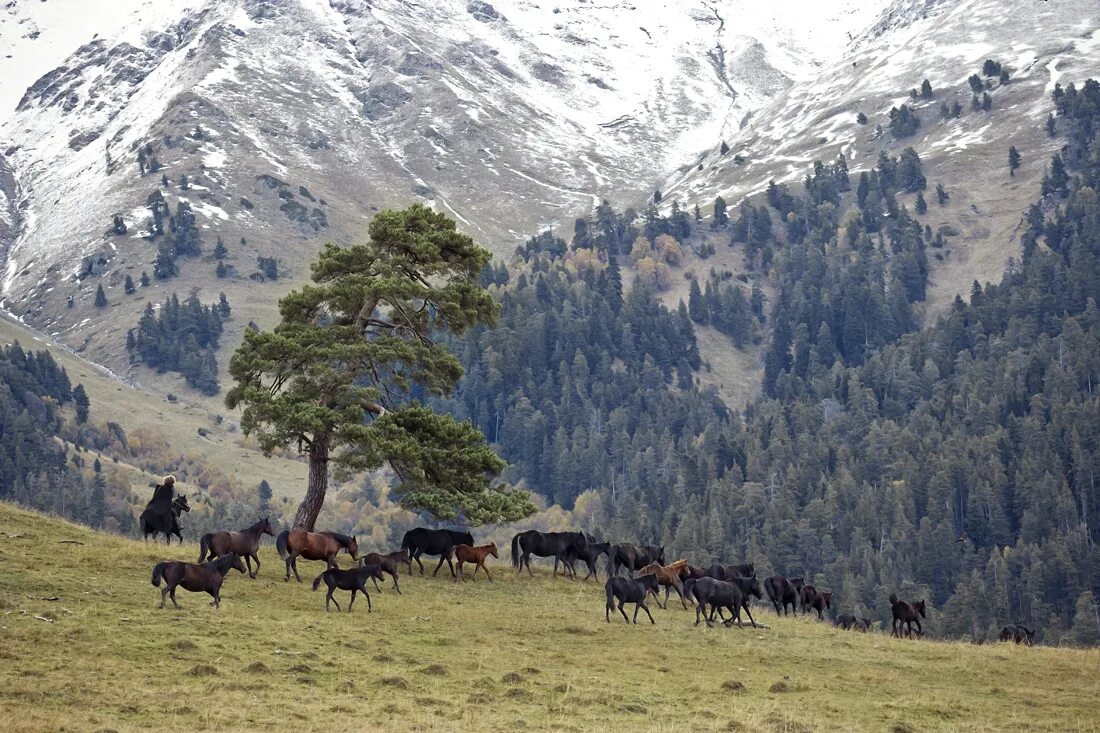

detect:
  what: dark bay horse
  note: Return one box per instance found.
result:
[607,543,665,578]
[510,530,587,578]
[889,594,926,638]
[800,585,833,620]
[685,577,746,627]
[454,543,498,581]
[197,518,274,578]
[836,613,873,632]
[999,624,1035,645]
[359,550,407,593]
[685,575,763,627]
[312,564,385,612]
[764,575,804,616]
[402,527,473,577]
[703,562,756,581]
[140,494,190,544]
[604,574,661,624]
[565,538,611,581]
[151,553,245,608]
[276,529,359,582]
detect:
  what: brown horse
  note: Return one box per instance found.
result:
[276,529,358,582]
[889,594,927,638]
[151,553,246,608]
[359,550,408,593]
[454,543,499,581]
[638,560,690,609]
[197,518,274,578]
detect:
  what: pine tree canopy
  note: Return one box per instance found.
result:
[225,204,535,528]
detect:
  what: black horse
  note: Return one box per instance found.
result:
[401,527,473,577]
[604,574,660,624]
[889,594,927,638]
[764,575,804,616]
[511,530,588,578]
[312,564,385,612]
[607,543,665,577]
[800,585,833,620]
[702,562,756,581]
[685,574,762,627]
[836,613,873,632]
[999,624,1035,645]
[685,577,746,627]
[151,553,245,609]
[140,494,190,544]
[566,537,611,580]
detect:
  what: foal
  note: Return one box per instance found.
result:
[454,543,498,581]
[638,560,689,609]
[312,564,386,612]
[358,550,408,593]
[151,553,246,609]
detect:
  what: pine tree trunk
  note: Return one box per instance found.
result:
[293,434,329,530]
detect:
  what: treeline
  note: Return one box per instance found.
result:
[127,293,229,394]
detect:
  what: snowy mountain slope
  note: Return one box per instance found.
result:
[660,0,1100,317]
[0,0,887,377]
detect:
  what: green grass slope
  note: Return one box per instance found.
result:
[1,503,1097,733]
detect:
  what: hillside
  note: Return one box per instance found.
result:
[1,503,1098,733]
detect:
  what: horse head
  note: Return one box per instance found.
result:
[347,536,360,560]
[790,577,804,591]
[488,542,499,558]
[229,553,247,574]
[259,517,275,536]
[823,591,833,608]
[745,575,764,600]
[916,599,927,618]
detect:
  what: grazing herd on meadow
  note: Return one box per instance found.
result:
[142,479,1036,645]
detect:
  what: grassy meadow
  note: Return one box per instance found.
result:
[0,502,1098,733]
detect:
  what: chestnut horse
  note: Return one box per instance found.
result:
[197,518,274,578]
[638,560,690,609]
[276,529,359,582]
[151,553,246,608]
[452,542,498,581]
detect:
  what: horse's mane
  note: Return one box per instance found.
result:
[323,532,355,547]
[668,559,688,568]
[207,554,237,569]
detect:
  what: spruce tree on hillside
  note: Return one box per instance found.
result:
[1047,114,1056,136]
[1009,146,1021,176]
[713,196,728,227]
[258,479,273,514]
[1042,154,1069,197]
[94,285,108,308]
[688,278,706,323]
[936,183,950,205]
[921,79,933,98]
[73,384,89,424]
[214,237,228,260]
[915,191,928,214]
[124,275,135,294]
[140,271,150,287]
[1070,592,1100,647]
[225,204,535,530]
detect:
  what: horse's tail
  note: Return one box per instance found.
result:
[151,562,166,587]
[401,531,414,557]
[197,533,211,563]
[683,578,697,604]
[311,572,325,592]
[276,530,290,559]
[605,578,615,610]
[510,533,521,568]
[888,593,898,606]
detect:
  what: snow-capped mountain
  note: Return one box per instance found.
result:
[0,0,885,363]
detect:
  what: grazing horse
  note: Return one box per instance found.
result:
[402,527,473,577]
[151,553,245,609]
[510,530,587,578]
[565,537,611,581]
[312,564,385,613]
[607,543,665,578]
[800,585,833,620]
[276,529,359,582]
[889,594,927,638]
[835,613,873,632]
[685,577,746,627]
[454,542,499,581]
[764,575,804,616]
[197,518,274,578]
[140,494,190,544]
[638,560,690,609]
[358,550,407,593]
[999,624,1036,645]
[604,574,661,624]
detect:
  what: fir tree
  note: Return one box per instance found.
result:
[217,292,231,319]
[124,275,135,294]
[73,384,90,424]
[1008,146,1021,176]
[140,271,150,287]
[719,141,730,155]
[713,196,729,227]
[214,237,228,260]
[258,479,273,514]
[920,79,933,98]
[936,183,949,205]
[915,191,928,214]
[94,285,108,308]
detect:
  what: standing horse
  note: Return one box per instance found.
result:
[140,494,190,544]
[510,530,587,578]
[607,543,665,578]
[358,550,407,593]
[638,560,690,609]
[312,564,385,613]
[604,574,661,624]
[889,594,926,638]
[151,553,246,608]
[800,585,833,620]
[402,527,473,577]
[276,529,359,582]
[565,537,611,581]
[764,575,804,616]
[197,518,274,578]
[454,543,498,581]
[999,624,1036,645]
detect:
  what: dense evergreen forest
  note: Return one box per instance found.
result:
[440,81,1100,644]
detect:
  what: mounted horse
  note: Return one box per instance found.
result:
[276,529,359,582]
[764,575,804,616]
[889,594,926,638]
[607,543,665,578]
[605,574,661,624]
[197,518,274,578]
[151,553,246,609]
[402,527,474,577]
[510,530,587,578]
[140,493,190,544]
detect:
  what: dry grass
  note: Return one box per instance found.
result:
[1,503,1098,732]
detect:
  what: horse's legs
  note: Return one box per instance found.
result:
[743,603,759,628]
[348,589,356,612]
[372,576,383,593]
[915,619,922,638]
[326,588,340,612]
[362,583,372,613]
[482,562,492,582]
[457,560,466,582]
[250,553,260,578]
[640,602,656,625]
[390,571,401,594]
[413,551,425,575]
[617,598,630,623]
[169,586,180,610]
[524,552,534,577]
[656,586,668,610]
[695,602,706,626]
[446,551,457,578]
[159,586,170,609]
[431,554,447,577]
[632,603,641,624]
[552,555,559,577]
[243,555,254,578]
[285,555,293,582]
[292,555,303,582]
